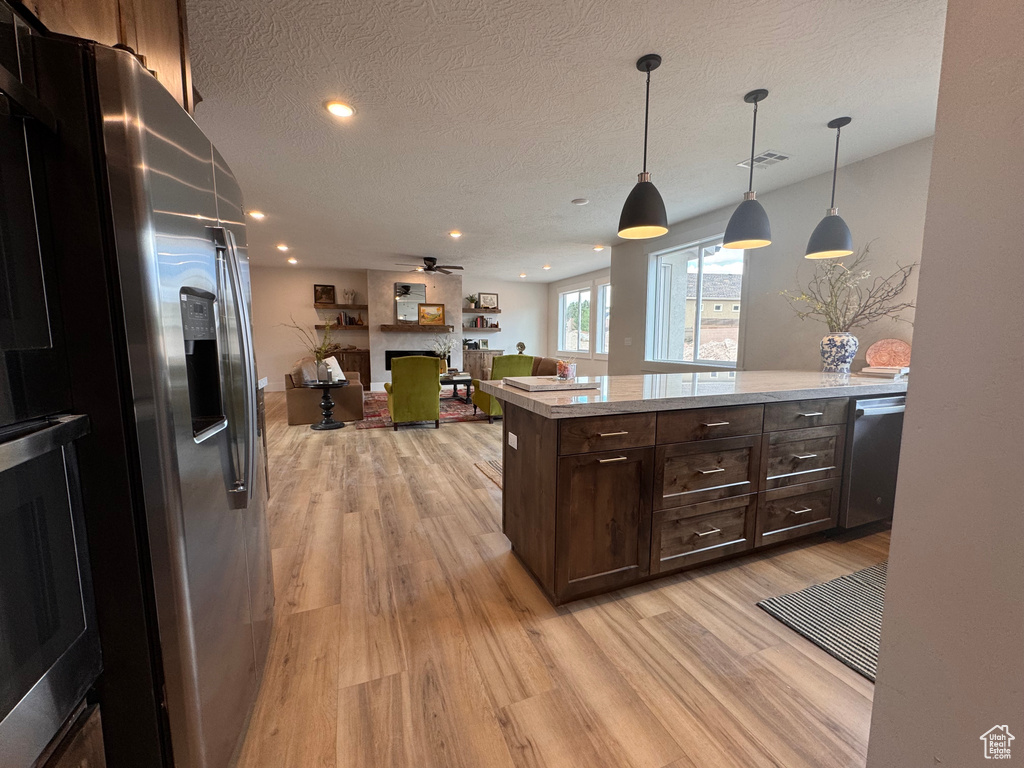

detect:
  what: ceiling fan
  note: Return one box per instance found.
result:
[395,256,464,275]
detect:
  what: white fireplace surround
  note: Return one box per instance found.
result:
[367,269,463,385]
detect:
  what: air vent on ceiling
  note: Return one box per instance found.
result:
[737,150,790,169]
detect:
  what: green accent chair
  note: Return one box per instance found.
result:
[472,354,535,423]
[385,355,444,430]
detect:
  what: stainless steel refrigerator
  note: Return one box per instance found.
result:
[26,33,274,768]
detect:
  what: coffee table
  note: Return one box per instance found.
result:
[301,380,350,430]
[440,372,473,404]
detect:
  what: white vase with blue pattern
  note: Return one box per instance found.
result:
[820,332,859,373]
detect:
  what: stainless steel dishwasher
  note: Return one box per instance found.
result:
[839,395,907,528]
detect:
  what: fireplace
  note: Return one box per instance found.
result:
[385,350,447,370]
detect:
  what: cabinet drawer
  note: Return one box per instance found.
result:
[763,398,849,431]
[652,495,755,574]
[756,479,840,546]
[559,413,656,455]
[657,404,764,444]
[762,425,844,490]
[654,435,760,509]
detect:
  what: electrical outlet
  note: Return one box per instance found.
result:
[624,337,632,346]
[508,432,518,449]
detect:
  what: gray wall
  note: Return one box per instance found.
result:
[608,138,932,374]
[867,1,1024,764]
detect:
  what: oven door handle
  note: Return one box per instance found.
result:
[0,415,89,472]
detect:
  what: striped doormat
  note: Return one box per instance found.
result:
[757,561,887,681]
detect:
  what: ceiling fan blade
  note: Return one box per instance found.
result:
[436,268,452,275]
[435,265,464,270]
[396,263,425,267]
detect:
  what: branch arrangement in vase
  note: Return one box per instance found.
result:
[780,242,917,373]
[281,316,341,373]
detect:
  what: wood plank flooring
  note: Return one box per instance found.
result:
[236,393,889,768]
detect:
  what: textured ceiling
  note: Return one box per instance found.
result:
[187,0,946,282]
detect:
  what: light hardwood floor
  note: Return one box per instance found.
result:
[236,393,889,768]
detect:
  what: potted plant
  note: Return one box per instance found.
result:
[282,316,340,380]
[465,294,479,309]
[781,242,916,373]
[432,333,455,367]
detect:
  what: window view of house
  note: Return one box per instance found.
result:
[650,236,744,365]
[559,288,590,352]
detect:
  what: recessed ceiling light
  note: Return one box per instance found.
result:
[326,101,354,117]
[287,257,298,264]
[519,273,526,278]
[543,265,551,270]
[449,230,462,238]
[247,210,265,220]
[277,244,289,251]
[593,245,605,251]
[571,198,589,206]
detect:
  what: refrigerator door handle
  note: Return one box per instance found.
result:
[224,228,257,506]
[211,226,254,503]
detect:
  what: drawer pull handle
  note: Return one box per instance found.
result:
[697,467,726,475]
[701,421,731,427]
[793,453,818,460]
[695,527,722,537]
[598,456,629,464]
[798,412,825,418]
[788,507,814,515]
[598,430,629,437]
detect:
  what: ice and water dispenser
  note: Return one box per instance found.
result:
[180,288,224,437]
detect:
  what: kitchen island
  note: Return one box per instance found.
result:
[479,371,908,604]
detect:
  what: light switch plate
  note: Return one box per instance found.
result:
[508,432,518,449]
[624,337,632,346]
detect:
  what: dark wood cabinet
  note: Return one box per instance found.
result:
[22,0,191,110]
[555,448,653,600]
[653,435,760,508]
[651,495,756,574]
[501,396,858,605]
[334,349,370,390]
[756,478,840,547]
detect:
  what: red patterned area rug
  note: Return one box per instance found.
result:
[356,389,491,429]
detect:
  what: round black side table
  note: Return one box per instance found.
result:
[302,380,350,430]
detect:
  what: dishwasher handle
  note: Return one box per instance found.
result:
[856,404,906,418]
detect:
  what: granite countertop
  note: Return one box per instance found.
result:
[478,371,908,419]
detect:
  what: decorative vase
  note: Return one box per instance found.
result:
[820,332,859,373]
[316,359,330,382]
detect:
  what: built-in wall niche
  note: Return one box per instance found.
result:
[394,282,426,322]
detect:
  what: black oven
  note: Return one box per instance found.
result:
[0,415,100,767]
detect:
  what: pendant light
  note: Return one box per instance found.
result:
[723,89,771,250]
[806,117,854,259]
[617,54,668,240]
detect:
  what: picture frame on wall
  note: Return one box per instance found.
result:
[479,339,489,349]
[478,292,499,309]
[313,284,336,304]
[417,303,447,326]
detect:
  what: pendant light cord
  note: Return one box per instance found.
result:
[830,125,841,208]
[748,100,758,193]
[642,67,651,174]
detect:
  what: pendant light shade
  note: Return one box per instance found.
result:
[618,172,668,239]
[724,89,771,250]
[806,117,854,259]
[618,54,668,240]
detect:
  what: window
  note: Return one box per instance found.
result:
[558,288,590,352]
[648,235,744,366]
[595,283,611,355]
